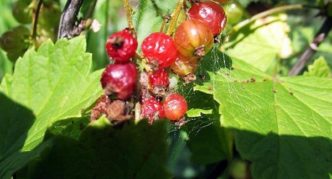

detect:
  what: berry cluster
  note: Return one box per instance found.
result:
[92,0,227,125]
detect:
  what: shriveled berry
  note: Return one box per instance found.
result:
[149,69,169,93]
[171,56,198,77]
[141,97,165,123]
[163,93,188,121]
[105,29,137,63]
[188,1,227,35]
[101,63,137,100]
[174,19,214,58]
[148,69,170,96]
[142,32,178,68]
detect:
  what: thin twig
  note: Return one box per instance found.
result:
[289,16,332,76]
[123,0,134,29]
[166,0,184,35]
[57,0,84,39]
[228,4,304,37]
[32,0,44,39]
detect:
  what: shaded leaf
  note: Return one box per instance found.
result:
[0,37,102,178]
[22,119,170,179]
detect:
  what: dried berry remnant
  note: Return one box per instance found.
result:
[141,97,165,123]
[174,19,214,58]
[142,32,178,68]
[90,95,133,122]
[148,69,170,96]
[106,100,132,121]
[163,93,188,121]
[101,63,137,100]
[188,1,227,35]
[90,95,110,121]
[105,29,138,63]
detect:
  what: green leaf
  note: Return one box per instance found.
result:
[0,0,18,35]
[304,56,331,77]
[134,0,177,46]
[197,59,332,179]
[187,108,213,117]
[0,49,13,81]
[0,36,102,178]
[225,14,292,74]
[21,119,170,179]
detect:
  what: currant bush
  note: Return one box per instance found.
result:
[94,0,228,124]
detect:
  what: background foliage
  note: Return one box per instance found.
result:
[0,0,331,179]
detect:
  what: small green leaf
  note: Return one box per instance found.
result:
[0,36,102,178]
[304,56,331,77]
[187,108,213,117]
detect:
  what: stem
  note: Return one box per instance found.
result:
[160,15,170,33]
[151,0,161,16]
[32,0,43,39]
[123,0,134,29]
[57,0,84,39]
[83,0,97,19]
[166,0,184,36]
[228,4,304,37]
[289,16,332,76]
[104,0,110,38]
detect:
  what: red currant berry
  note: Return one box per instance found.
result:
[105,29,138,63]
[101,63,137,100]
[188,1,227,36]
[141,97,165,123]
[174,19,214,58]
[142,32,178,68]
[171,56,198,76]
[149,69,169,89]
[163,93,188,121]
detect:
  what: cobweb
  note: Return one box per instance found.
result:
[167,47,244,137]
